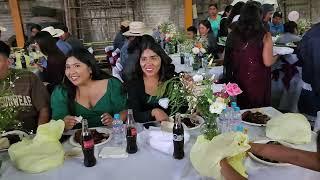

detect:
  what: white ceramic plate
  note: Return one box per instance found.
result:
[168,114,204,131]
[69,127,112,148]
[0,130,29,152]
[285,131,318,152]
[248,139,293,166]
[241,107,282,127]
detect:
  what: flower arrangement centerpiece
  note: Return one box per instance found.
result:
[158,22,179,54]
[0,70,22,133]
[180,74,243,140]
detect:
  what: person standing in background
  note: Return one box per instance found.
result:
[297,22,320,118]
[224,2,275,109]
[207,3,222,38]
[218,5,233,38]
[261,4,275,32]
[113,20,130,50]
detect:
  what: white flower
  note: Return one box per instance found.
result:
[200,48,206,54]
[215,97,225,103]
[192,47,200,54]
[192,74,203,82]
[209,101,226,114]
[159,98,169,109]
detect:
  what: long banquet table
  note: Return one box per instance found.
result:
[1,107,320,180]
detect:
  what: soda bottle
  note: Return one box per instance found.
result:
[20,52,27,69]
[173,113,184,159]
[81,119,96,167]
[126,109,138,154]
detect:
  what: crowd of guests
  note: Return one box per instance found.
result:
[0,1,320,179]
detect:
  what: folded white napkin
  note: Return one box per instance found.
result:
[99,147,128,159]
[148,130,190,155]
[273,47,294,56]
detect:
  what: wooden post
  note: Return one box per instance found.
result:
[9,0,25,47]
[184,0,193,30]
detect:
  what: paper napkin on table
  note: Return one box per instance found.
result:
[99,147,128,159]
[190,132,250,180]
[266,113,311,144]
[148,129,190,155]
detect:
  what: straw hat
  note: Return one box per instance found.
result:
[123,21,147,36]
[0,25,7,32]
[41,26,64,37]
[120,20,130,28]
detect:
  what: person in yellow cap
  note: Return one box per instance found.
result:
[113,20,130,50]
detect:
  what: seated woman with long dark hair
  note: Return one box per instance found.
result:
[198,20,219,59]
[33,31,66,93]
[126,35,180,123]
[51,48,127,130]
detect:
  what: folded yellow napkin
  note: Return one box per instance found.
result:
[266,113,311,144]
[190,132,250,180]
[9,120,65,173]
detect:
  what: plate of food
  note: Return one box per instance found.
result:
[0,130,29,152]
[241,110,271,126]
[167,114,204,131]
[248,140,292,166]
[69,127,112,148]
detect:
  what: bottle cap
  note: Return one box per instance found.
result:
[114,114,120,120]
[235,107,240,112]
[231,102,237,107]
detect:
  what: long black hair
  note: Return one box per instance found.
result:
[222,5,233,18]
[33,31,64,57]
[234,2,266,42]
[227,1,245,27]
[62,48,112,115]
[133,34,175,83]
[199,19,213,34]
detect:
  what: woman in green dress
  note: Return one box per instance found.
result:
[51,48,127,130]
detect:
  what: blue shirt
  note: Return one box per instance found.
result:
[269,22,284,36]
[56,39,72,55]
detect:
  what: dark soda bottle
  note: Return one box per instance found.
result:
[126,109,138,154]
[20,53,27,69]
[173,113,184,159]
[180,53,185,64]
[81,119,96,167]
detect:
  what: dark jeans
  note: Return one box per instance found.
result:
[298,89,320,116]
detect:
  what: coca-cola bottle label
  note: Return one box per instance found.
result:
[83,139,94,149]
[131,128,137,136]
[173,134,183,141]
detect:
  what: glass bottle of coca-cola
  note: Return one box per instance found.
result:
[126,109,138,154]
[20,52,27,69]
[81,119,96,167]
[173,113,184,159]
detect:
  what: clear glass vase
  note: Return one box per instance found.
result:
[200,113,219,141]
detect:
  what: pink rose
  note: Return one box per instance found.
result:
[224,83,243,96]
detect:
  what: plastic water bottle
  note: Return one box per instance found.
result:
[233,107,244,132]
[112,114,124,146]
[219,107,233,133]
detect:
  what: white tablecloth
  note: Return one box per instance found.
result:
[170,54,224,80]
[1,107,320,180]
